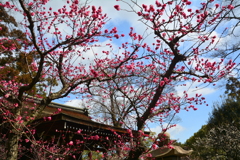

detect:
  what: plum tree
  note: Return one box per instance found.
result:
[0,0,239,159]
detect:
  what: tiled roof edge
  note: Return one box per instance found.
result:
[25,95,89,115]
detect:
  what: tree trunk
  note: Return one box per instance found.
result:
[6,131,20,160]
[125,136,146,160]
[125,146,145,160]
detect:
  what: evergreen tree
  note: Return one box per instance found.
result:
[208,100,240,129]
[0,5,36,94]
[225,77,240,101]
[184,78,240,159]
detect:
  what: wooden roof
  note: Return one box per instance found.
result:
[32,98,150,140]
[31,100,150,151]
[149,145,193,158]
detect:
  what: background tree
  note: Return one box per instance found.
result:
[208,99,240,128]
[195,123,240,160]
[225,77,240,101]
[0,5,37,93]
[184,79,240,159]
[0,5,44,159]
[87,71,178,129]
[184,125,211,159]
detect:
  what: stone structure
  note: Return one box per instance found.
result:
[148,132,193,160]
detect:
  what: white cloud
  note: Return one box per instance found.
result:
[64,99,86,108]
[149,124,185,140]
[64,39,120,67]
[176,81,216,98]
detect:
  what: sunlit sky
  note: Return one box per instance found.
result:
[45,0,239,143]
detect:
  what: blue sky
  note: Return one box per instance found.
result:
[52,0,239,143]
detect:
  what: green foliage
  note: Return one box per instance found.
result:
[185,125,209,148]
[225,77,240,101]
[208,100,240,129]
[81,150,103,160]
[0,6,35,89]
[184,125,210,158]
[0,6,56,96]
[184,77,240,159]
[210,77,240,128]
[195,123,240,160]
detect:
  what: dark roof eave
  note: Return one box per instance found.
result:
[37,113,150,135]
